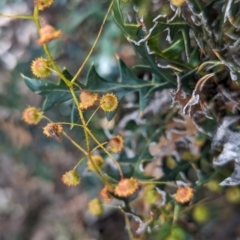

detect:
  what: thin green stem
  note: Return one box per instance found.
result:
[86,105,101,125]
[63,132,88,156]
[71,1,113,84]
[73,157,85,171]
[91,142,108,152]
[0,13,34,20]
[69,87,109,184]
[181,29,190,61]
[42,116,88,155]
[140,180,178,188]
[198,61,222,72]
[85,127,124,179]
[123,212,134,240]
[33,7,40,30]
[173,204,181,223]
[70,87,91,151]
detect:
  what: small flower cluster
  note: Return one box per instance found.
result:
[78,91,119,112]
[87,178,140,216]
[20,0,198,228]
[37,24,62,45]
[31,57,51,78]
[108,135,124,153]
[175,186,194,204]
[79,91,99,110]
[43,122,63,141]
[35,0,54,10]
[87,155,104,172]
[22,106,43,125]
[62,170,81,187]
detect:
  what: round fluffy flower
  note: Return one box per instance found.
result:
[61,170,80,187]
[35,0,54,10]
[22,106,43,125]
[87,155,104,172]
[100,93,118,112]
[109,135,124,153]
[175,187,194,204]
[192,205,209,223]
[88,198,103,216]
[79,91,99,110]
[37,24,62,45]
[114,178,139,198]
[43,123,63,141]
[170,0,186,7]
[100,185,113,203]
[31,57,51,78]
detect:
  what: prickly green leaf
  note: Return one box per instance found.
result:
[162,38,185,60]
[112,0,194,86]
[112,0,140,39]
[84,59,160,119]
[22,69,81,111]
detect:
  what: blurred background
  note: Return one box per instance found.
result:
[2,0,240,240]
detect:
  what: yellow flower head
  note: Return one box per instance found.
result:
[22,106,43,125]
[31,57,51,78]
[88,198,103,216]
[61,170,80,187]
[100,93,118,112]
[170,0,186,7]
[79,91,99,110]
[35,0,54,10]
[87,155,104,172]
[175,186,194,203]
[37,24,62,45]
[43,123,63,141]
[114,178,139,198]
[109,135,124,153]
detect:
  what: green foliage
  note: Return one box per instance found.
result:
[23,69,80,111]
[3,0,240,239]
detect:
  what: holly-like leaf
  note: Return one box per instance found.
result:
[22,69,81,111]
[112,0,196,88]
[112,0,141,39]
[84,58,165,119]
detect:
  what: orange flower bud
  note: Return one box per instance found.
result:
[79,91,99,110]
[108,135,124,153]
[22,106,43,125]
[43,123,63,141]
[175,187,194,203]
[100,185,113,203]
[114,178,139,198]
[37,24,62,45]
